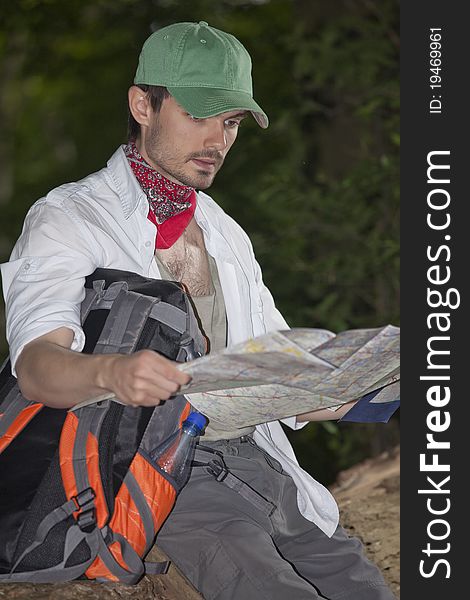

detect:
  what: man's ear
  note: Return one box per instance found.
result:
[128,86,152,128]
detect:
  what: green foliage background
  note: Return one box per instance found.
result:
[0,0,399,484]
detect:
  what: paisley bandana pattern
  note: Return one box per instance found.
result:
[125,142,197,249]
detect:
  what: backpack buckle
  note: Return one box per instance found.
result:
[206,458,229,482]
[72,487,97,531]
[77,507,96,531]
[72,487,95,510]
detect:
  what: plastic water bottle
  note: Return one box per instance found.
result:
[149,411,208,488]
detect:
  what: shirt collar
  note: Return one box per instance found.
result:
[107,145,148,219]
[106,146,233,261]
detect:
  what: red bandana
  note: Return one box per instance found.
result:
[125,142,197,249]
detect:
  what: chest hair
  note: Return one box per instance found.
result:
[155,219,213,296]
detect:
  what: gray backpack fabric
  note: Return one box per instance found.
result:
[0,268,205,584]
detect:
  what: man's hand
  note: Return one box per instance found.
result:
[16,327,191,409]
[103,349,190,407]
[296,400,357,422]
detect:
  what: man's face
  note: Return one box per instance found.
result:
[141,95,246,189]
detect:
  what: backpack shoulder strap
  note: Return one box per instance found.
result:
[0,377,43,454]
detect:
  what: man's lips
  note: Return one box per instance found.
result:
[190,156,224,171]
[191,157,218,170]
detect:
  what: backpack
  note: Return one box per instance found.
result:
[0,268,206,584]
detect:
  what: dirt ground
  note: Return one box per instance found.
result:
[330,444,400,598]
[0,446,400,599]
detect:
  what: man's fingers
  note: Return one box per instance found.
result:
[107,350,192,407]
[142,350,191,385]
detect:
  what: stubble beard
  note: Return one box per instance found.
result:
[145,122,223,190]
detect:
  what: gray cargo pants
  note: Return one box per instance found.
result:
[157,436,396,600]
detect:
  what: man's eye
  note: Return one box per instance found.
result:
[225,120,241,129]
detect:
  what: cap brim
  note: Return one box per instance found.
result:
[167,86,269,129]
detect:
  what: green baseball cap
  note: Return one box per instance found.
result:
[134,21,268,128]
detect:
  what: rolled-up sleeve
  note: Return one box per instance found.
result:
[1,197,100,375]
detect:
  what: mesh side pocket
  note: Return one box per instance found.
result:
[12,452,91,572]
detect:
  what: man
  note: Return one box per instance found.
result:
[1,21,396,599]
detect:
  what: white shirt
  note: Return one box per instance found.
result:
[0,146,339,536]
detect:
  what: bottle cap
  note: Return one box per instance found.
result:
[184,411,208,433]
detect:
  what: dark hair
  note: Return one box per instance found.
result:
[127,84,170,141]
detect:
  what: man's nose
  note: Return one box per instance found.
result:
[204,121,227,151]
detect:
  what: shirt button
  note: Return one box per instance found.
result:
[23,263,30,270]
[145,241,151,248]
